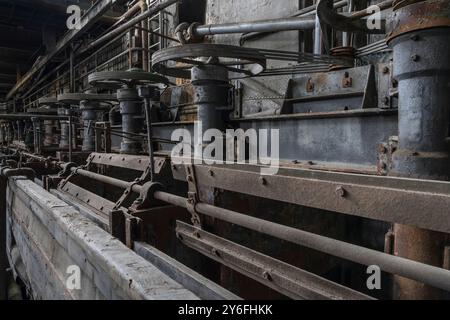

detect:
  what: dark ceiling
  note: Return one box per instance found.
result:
[0,0,127,101]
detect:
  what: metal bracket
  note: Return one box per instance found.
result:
[125,215,143,249]
[444,246,450,270]
[342,72,353,88]
[130,181,164,212]
[185,164,202,228]
[110,209,126,243]
[113,165,152,211]
[58,154,95,190]
[94,122,111,153]
[306,78,314,92]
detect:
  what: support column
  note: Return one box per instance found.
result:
[118,87,143,155]
[388,0,450,300]
[0,176,7,300]
[80,101,103,152]
[191,65,231,159]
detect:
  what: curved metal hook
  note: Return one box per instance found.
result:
[317,0,386,34]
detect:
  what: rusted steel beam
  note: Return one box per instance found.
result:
[58,165,450,292]
[138,189,450,293]
[176,221,374,300]
[58,182,112,222]
[89,152,167,173]
[69,161,450,233]
[171,163,450,234]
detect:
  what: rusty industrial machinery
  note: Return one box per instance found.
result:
[0,0,449,303]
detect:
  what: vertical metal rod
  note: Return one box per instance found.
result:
[68,114,73,163]
[314,3,322,54]
[144,98,155,181]
[342,0,353,46]
[0,176,7,300]
[141,0,149,71]
[70,44,75,92]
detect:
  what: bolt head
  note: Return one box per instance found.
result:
[262,271,272,281]
[335,186,346,198]
[212,248,221,257]
[137,86,155,98]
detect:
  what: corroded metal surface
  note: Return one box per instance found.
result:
[387,0,450,42]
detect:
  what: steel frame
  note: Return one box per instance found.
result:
[171,162,450,234]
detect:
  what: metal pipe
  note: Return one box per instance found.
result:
[0,114,69,120]
[342,0,353,47]
[388,0,450,299]
[85,0,179,53]
[314,11,323,54]
[193,194,450,292]
[140,0,149,71]
[240,0,349,44]
[68,114,73,162]
[69,45,75,92]
[0,176,7,300]
[150,191,450,292]
[68,167,450,291]
[143,98,155,181]
[71,167,136,191]
[194,17,316,36]
[293,0,348,17]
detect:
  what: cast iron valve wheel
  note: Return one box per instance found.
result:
[57,92,117,152]
[56,92,117,105]
[151,43,267,79]
[87,69,169,155]
[88,68,169,90]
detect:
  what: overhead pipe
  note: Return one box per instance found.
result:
[84,0,180,53]
[192,17,316,37]
[240,0,349,44]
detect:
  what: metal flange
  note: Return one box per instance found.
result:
[387,0,450,43]
[88,68,169,89]
[392,0,424,11]
[151,44,267,79]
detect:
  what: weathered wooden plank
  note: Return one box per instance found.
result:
[7,177,200,300]
[134,241,241,300]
